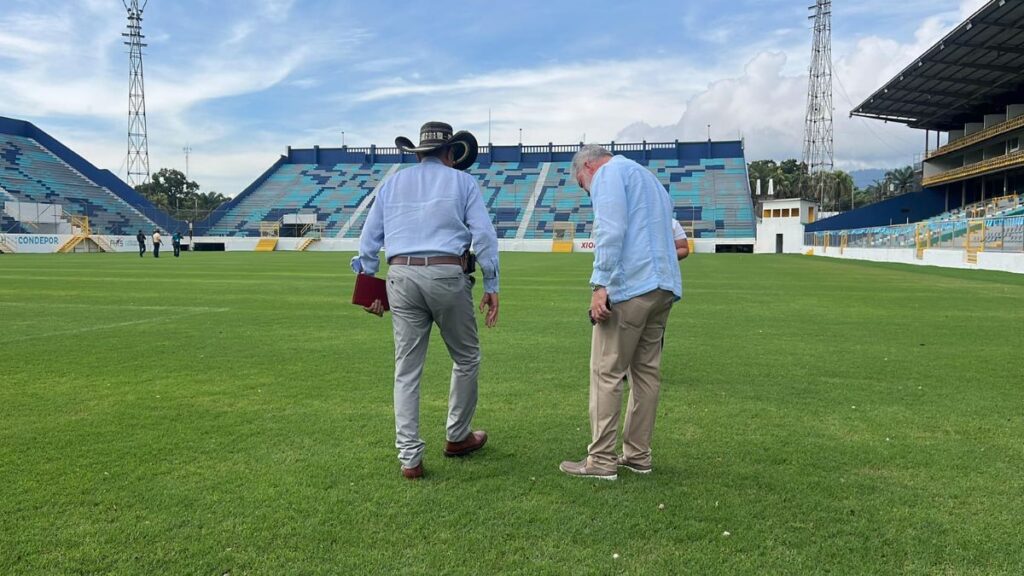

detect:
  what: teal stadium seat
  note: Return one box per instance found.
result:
[205,163,393,237]
[0,135,157,235]
[206,150,756,241]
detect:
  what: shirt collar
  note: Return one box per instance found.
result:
[422,157,445,166]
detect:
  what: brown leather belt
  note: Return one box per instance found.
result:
[388,255,462,267]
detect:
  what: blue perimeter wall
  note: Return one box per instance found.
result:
[281,140,745,167]
[805,188,949,232]
[0,116,184,233]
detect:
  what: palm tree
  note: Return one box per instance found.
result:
[885,166,916,196]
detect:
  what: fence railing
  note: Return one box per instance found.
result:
[805,215,1024,255]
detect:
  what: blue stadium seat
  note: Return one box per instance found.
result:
[0,134,156,235]
[206,163,392,237]
[206,152,756,241]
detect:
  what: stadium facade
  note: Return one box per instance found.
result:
[1,114,756,254]
[804,0,1024,273]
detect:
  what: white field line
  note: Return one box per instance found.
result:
[0,307,229,343]
[0,302,229,312]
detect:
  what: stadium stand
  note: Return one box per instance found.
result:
[205,163,396,237]
[812,0,1024,236]
[0,116,757,248]
[200,141,757,245]
[469,162,543,239]
[805,194,1024,254]
[0,116,181,235]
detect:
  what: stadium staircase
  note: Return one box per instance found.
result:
[964,220,986,264]
[255,238,278,252]
[55,215,115,253]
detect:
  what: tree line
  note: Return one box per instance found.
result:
[747,159,920,213]
[134,168,230,223]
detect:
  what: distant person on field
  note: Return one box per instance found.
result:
[560,144,682,481]
[152,229,161,258]
[172,230,183,257]
[673,219,690,260]
[354,121,500,480]
[136,229,146,257]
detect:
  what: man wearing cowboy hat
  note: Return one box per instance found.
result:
[354,121,500,480]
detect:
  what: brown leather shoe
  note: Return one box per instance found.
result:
[402,464,424,479]
[444,430,488,457]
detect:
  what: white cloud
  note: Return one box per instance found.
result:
[344,59,716,146]
[0,0,994,196]
[959,0,989,19]
[615,3,977,170]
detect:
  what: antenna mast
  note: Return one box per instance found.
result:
[124,0,150,187]
[803,0,834,206]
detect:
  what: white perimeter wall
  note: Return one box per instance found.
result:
[1,234,192,254]
[803,245,1024,274]
[755,219,806,254]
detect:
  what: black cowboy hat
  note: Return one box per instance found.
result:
[395,121,478,171]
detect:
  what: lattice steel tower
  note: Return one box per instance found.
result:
[803,0,834,204]
[123,0,150,187]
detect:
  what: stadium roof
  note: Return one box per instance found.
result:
[851,0,1024,131]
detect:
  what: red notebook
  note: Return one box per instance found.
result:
[352,274,390,311]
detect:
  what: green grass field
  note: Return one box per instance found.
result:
[1,252,1022,575]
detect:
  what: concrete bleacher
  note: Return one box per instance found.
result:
[0,133,157,235]
[524,162,590,239]
[653,157,755,238]
[469,162,545,239]
[204,141,757,244]
[205,163,394,237]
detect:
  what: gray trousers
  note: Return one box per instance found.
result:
[387,264,480,468]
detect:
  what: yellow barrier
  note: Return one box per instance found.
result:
[255,238,278,252]
[551,240,573,253]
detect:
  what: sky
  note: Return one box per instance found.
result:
[0,0,990,196]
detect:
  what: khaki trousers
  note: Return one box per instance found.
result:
[588,289,674,471]
[387,264,480,468]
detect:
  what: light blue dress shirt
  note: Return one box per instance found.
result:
[589,155,682,304]
[355,157,500,293]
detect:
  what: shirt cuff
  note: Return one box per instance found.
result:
[483,276,499,293]
[352,256,379,276]
[590,270,612,288]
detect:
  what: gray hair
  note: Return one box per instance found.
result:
[571,144,612,178]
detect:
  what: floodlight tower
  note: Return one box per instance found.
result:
[803,0,834,206]
[123,0,150,187]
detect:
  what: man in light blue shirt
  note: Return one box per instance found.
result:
[560,145,682,481]
[355,121,499,480]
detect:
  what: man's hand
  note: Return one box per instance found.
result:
[363,299,385,317]
[590,287,611,323]
[479,292,499,328]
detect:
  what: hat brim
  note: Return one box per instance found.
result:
[395,130,478,171]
